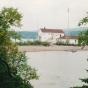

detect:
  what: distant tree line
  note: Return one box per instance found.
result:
[17,31,38,39]
[16,30,82,39]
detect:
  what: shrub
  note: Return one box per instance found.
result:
[42,42,50,46]
[56,41,65,45]
[34,40,42,45]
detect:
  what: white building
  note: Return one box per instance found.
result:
[38,28,64,43]
[58,36,78,44]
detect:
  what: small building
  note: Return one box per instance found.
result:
[58,36,78,44]
[38,28,64,43]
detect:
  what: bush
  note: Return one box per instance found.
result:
[42,42,50,46]
[56,41,65,45]
[34,40,42,45]
[17,41,27,46]
[56,41,76,46]
[17,40,42,46]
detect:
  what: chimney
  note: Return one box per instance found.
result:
[44,27,46,29]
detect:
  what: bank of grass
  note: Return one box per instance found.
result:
[17,40,79,46]
[17,40,50,46]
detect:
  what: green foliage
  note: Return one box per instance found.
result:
[0,7,38,88]
[7,45,39,80]
[41,42,50,46]
[73,85,88,88]
[9,30,21,42]
[56,41,65,45]
[73,59,88,88]
[34,40,42,45]
[0,7,22,27]
[17,40,50,46]
[77,12,88,48]
[78,12,88,26]
[72,12,88,88]
[56,40,76,46]
[0,68,33,88]
[66,39,70,44]
[78,29,88,48]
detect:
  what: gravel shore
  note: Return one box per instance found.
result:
[18,45,88,52]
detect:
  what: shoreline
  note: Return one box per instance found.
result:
[18,45,88,52]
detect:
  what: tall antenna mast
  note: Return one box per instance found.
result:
[67,8,69,39]
[37,0,38,40]
[68,8,69,33]
[37,18,38,37]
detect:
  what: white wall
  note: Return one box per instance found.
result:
[38,30,64,43]
[59,39,78,44]
[70,39,78,44]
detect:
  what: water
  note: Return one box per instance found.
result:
[26,51,88,88]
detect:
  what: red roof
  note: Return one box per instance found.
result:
[60,36,78,39]
[40,28,64,33]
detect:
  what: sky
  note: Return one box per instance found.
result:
[0,0,88,31]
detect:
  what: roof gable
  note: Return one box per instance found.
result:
[40,28,64,33]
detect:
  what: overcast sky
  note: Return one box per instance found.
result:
[0,0,88,31]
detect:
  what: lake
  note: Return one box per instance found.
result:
[26,51,88,88]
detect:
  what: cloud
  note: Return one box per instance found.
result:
[0,0,88,31]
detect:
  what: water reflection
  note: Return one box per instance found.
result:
[26,51,88,88]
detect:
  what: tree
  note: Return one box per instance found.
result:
[8,30,21,42]
[77,12,88,48]
[78,12,88,26]
[72,12,88,88]
[78,30,88,48]
[0,7,38,88]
